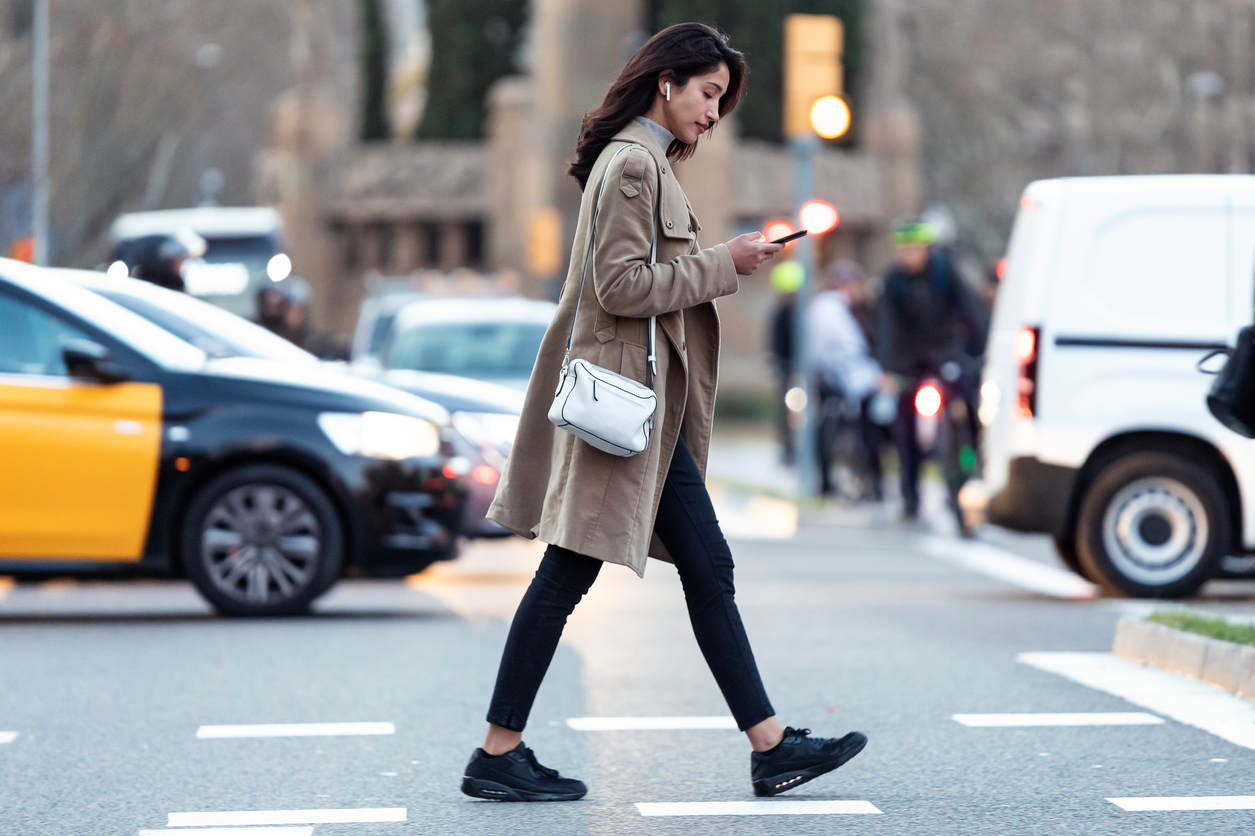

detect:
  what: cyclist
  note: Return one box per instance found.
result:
[876,219,987,519]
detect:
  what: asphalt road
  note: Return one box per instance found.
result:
[1,518,1254,835]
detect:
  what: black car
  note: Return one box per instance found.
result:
[0,260,467,616]
[68,270,524,537]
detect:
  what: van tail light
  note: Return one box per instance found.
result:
[1015,326,1040,419]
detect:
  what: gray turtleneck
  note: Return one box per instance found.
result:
[634,116,675,152]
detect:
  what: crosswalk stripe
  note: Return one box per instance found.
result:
[142,828,313,835]
[1109,796,1255,811]
[636,801,882,816]
[567,716,737,731]
[922,537,1097,599]
[1018,652,1255,751]
[167,808,406,826]
[953,712,1163,727]
[196,722,395,739]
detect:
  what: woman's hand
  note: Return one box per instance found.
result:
[726,233,784,276]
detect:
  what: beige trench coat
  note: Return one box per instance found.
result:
[486,120,740,576]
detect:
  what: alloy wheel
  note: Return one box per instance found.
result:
[199,483,323,606]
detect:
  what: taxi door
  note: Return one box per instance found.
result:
[0,292,163,560]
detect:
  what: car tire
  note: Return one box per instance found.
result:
[181,464,344,616]
[1051,531,1087,578]
[1076,451,1227,598]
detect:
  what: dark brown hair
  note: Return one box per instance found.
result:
[567,23,746,190]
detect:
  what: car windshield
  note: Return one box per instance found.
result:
[95,288,317,364]
[385,321,548,380]
[202,234,279,272]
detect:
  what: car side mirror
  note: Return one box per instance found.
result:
[62,339,132,384]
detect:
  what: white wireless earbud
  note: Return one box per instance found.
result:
[665,82,671,101]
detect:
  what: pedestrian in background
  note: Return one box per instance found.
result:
[465,22,867,803]
[767,259,803,464]
[810,260,885,499]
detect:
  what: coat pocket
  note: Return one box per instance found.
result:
[617,340,650,386]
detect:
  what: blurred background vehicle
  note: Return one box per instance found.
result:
[65,269,521,537]
[0,258,466,616]
[109,207,287,319]
[356,296,557,392]
[962,175,1255,598]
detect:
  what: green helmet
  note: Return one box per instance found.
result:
[770,260,804,293]
[890,218,936,247]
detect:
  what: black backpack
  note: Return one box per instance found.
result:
[1205,326,1255,438]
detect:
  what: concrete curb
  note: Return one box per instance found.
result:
[1113,618,1255,699]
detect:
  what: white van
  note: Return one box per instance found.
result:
[961,175,1255,598]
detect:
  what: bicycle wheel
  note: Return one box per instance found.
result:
[941,394,980,538]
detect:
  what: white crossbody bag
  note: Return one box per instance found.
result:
[547,143,659,457]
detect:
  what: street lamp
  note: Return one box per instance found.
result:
[31,0,49,266]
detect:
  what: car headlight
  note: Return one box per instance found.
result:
[317,411,441,460]
[452,411,520,456]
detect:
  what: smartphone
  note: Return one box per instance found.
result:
[770,230,807,245]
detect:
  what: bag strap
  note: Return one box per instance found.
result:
[563,142,660,390]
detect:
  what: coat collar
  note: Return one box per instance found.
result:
[612,119,672,168]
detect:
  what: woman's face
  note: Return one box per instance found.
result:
[659,63,730,145]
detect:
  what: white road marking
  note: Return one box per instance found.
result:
[636,801,882,816]
[1108,796,1255,811]
[953,712,1163,727]
[922,537,1097,599]
[167,808,406,826]
[1018,652,1255,750]
[0,731,17,743]
[567,716,737,731]
[142,829,313,836]
[196,722,394,739]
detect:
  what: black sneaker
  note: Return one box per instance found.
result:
[751,727,867,797]
[461,742,587,801]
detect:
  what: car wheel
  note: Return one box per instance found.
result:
[1076,451,1227,598]
[181,464,344,616]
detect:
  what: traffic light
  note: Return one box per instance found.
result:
[784,14,843,140]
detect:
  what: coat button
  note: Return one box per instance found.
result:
[687,223,693,232]
[661,166,667,173]
[666,220,673,229]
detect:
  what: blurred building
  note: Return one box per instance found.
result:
[12,0,1255,395]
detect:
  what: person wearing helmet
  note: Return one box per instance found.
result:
[877,218,987,519]
[270,276,349,361]
[767,259,804,464]
[124,230,205,292]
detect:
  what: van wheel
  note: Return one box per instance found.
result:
[1076,452,1227,598]
[181,464,344,616]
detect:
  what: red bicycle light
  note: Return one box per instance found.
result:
[915,383,942,418]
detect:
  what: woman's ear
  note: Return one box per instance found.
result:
[659,70,675,100]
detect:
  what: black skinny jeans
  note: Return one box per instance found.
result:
[486,435,775,733]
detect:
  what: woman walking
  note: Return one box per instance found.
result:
[462,22,867,802]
